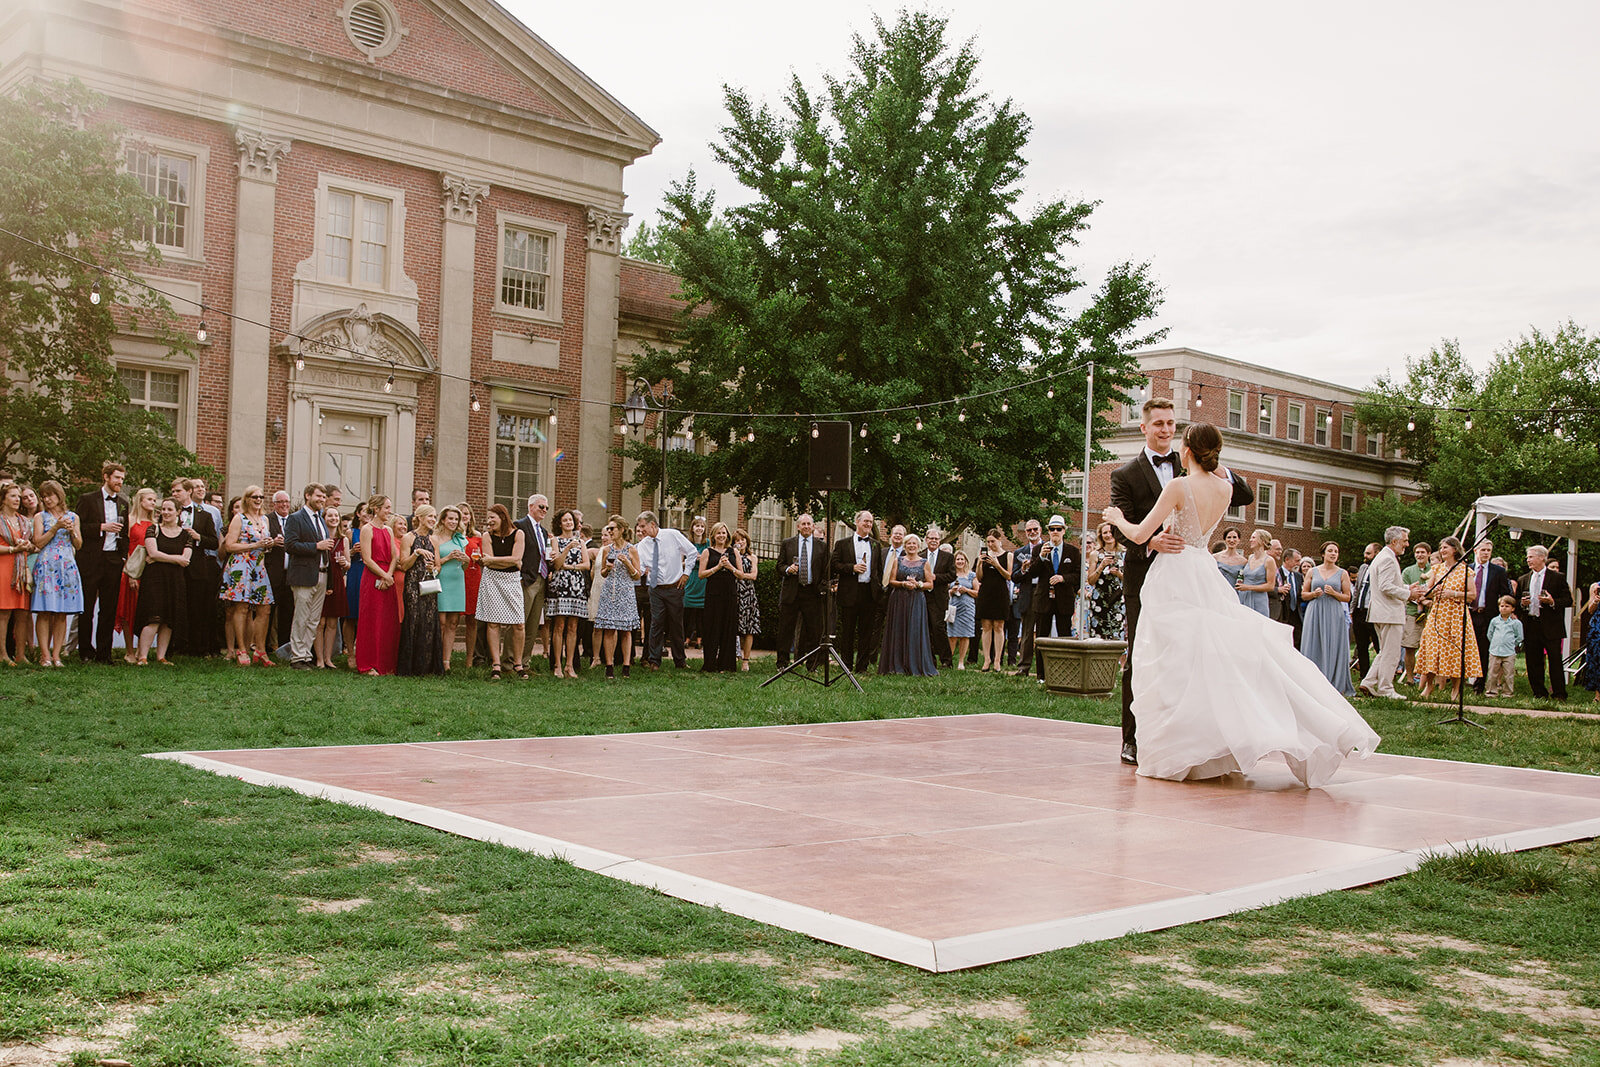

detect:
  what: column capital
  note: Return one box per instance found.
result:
[235,129,291,183]
[441,173,489,225]
[586,206,628,254]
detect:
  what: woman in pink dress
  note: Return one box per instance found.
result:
[356,494,401,675]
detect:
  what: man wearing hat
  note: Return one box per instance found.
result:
[1026,514,1082,674]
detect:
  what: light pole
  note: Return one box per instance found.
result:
[624,378,672,515]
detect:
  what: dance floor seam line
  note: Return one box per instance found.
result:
[150,715,1600,971]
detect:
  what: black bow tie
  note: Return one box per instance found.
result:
[1151,452,1177,469]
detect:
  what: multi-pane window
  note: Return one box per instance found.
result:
[1312,490,1329,529]
[1257,396,1275,436]
[1123,379,1150,424]
[749,497,786,558]
[1227,390,1244,430]
[1256,482,1274,525]
[1315,408,1330,446]
[491,410,546,515]
[119,366,183,433]
[1227,502,1248,521]
[501,225,552,311]
[324,190,390,286]
[1365,429,1380,456]
[1060,473,1084,505]
[1284,486,1301,527]
[1287,402,1303,442]
[1341,414,1355,451]
[1340,494,1356,523]
[126,147,192,252]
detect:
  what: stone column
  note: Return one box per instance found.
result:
[580,207,627,512]
[435,173,487,506]
[228,130,290,496]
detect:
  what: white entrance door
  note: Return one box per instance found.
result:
[320,414,381,501]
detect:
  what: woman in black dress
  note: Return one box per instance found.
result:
[395,505,443,676]
[878,534,937,676]
[697,521,741,672]
[134,498,191,665]
[974,527,1012,672]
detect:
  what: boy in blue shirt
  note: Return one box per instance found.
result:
[1484,594,1523,697]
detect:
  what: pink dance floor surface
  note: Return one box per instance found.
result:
[152,714,1600,971]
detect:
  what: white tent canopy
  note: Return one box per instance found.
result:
[1473,493,1600,543]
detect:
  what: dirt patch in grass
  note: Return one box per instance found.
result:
[0,1003,149,1067]
[354,845,425,865]
[636,1010,755,1037]
[1125,956,1253,1002]
[221,1020,310,1052]
[295,897,371,914]
[865,998,1029,1028]
[1024,1032,1251,1065]
[510,947,657,976]
[1439,967,1600,1027]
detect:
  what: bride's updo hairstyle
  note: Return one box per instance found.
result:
[1182,422,1223,472]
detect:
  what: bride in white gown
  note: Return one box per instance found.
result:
[1104,423,1379,787]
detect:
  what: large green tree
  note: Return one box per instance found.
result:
[625,11,1162,530]
[0,80,206,493]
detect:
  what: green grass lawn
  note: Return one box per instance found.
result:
[2,658,1598,1066]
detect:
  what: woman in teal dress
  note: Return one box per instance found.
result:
[682,516,708,648]
[432,505,470,670]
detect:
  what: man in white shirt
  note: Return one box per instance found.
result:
[1358,525,1418,699]
[283,483,334,669]
[516,494,551,669]
[636,509,698,669]
[831,510,885,672]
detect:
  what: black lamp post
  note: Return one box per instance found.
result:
[624,378,672,515]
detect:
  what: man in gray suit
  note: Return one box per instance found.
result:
[1358,525,1417,700]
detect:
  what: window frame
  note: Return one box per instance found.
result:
[494,211,567,326]
[1286,401,1304,442]
[1314,408,1330,446]
[1312,489,1330,530]
[313,173,408,295]
[1257,395,1275,437]
[1284,485,1302,528]
[122,135,208,263]
[1255,481,1275,526]
[1122,378,1151,425]
[1226,501,1248,522]
[1340,413,1355,451]
[488,400,553,518]
[1339,493,1357,524]
[748,497,787,559]
[1365,428,1380,456]
[1227,389,1245,431]
[112,339,198,451]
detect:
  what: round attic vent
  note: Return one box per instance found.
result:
[341,0,404,59]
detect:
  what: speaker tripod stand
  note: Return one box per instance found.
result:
[761,489,863,692]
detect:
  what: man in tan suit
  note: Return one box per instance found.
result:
[1358,525,1418,699]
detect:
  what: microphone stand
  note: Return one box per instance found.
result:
[1417,516,1498,729]
[761,490,862,692]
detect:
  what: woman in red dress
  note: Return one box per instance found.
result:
[459,502,484,668]
[115,487,158,662]
[356,494,401,675]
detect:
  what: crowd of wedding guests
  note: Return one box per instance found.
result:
[2,461,1596,700]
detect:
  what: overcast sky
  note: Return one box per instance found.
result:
[507,1,1599,389]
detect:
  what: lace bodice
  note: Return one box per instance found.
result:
[1165,479,1221,550]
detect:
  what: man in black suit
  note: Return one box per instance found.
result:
[1027,514,1082,675]
[169,477,221,657]
[924,527,956,668]
[1010,518,1044,677]
[831,509,884,672]
[1517,544,1571,699]
[1468,540,1514,695]
[776,512,828,670]
[1350,542,1380,678]
[265,489,293,652]
[74,460,130,663]
[1110,398,1253,765]
[1280,549,1304,648]
[282,482,332,669]
[515,494,551,670]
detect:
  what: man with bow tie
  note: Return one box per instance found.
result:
[283,482,334,669]
[830,509,886,672]
[74,460,130,664]
[168,477,221,656]
[1109,397,1253,766]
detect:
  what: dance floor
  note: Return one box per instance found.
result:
[151,714,1600,971]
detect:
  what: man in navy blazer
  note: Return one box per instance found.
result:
[776,513,829,669]
[283,483,334,669]
[1467,540,1514,695]
[1027,515,1082,673]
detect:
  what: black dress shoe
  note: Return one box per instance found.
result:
[1120,742,1138,766]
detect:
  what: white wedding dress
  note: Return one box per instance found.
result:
[1132,479,1380,787]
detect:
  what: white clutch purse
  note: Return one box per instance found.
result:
[419,577,442,596]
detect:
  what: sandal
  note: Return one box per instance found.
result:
[253,651,276,667]
[236,651,251,666]
[489,666,502,681]
[515,663,530,680]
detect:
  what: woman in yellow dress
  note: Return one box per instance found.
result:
[1414,536,1481,700]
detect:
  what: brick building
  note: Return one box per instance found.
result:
[1077,347,1420,558]
[1,0,707,523]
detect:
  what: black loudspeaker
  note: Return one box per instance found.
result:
[808,421,852,491]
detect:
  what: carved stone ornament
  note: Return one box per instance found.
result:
[441,173,489,225]
[586,207,628,254]
[235,129,291,182]
[281,304,436,374]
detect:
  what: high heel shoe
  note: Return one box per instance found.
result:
[236,650,251,666]
[252,650,276,667]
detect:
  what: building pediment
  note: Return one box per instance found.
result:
[281,304,436,376]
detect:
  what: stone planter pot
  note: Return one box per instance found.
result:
[1035,637,1127,698]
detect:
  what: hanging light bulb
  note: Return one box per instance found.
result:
[958,409,967,423]
[1554,423,1564,438]
[1000,399,1009,413]
[746,430,755,443]
[196,321,208,343]
[471,392,481,413]
[90,280,102,305]
[892,432,901,444]
[548,404,558,427]
[295,354,306,371]
[1406,416,1415,432]
[1464,415,1473,430]
[915,416,923,431]
[1193,385,1202,409]
[383,371,394,394]
[810,422,819,439]
[859,424,867,438]
[1046,387,1054,400]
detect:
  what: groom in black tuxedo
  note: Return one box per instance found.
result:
[1110,398,1253,766]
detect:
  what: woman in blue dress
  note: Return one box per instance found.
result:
[342,499,370,669]
[29,480,82,667]
[947,550,977,669]
[878,534,938,676]
[1299,541,1354,694]
[432,505,470,670]
[1214,526,1245,589]
[1236,529,1276,616]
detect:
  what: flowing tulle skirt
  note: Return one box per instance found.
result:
[1132,546,1379,787]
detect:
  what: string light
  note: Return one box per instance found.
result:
[1464,415,1473,430]
[196,320,208,343]
[810,422,819,439]
[859,424,867,438]
[915,416,923,431]
[89,280,101,305]
[892,432,901,444]
[383,370,394,394]
[548,403,558,427]
[1192,384,1202,409]
[1406,416,1415,432]
[295,355,305,371]
[957,409,967,422]
[1000,399,1008,413]
[471,391,481,413]
[746,430,755,442]
[1046,387,1054,399]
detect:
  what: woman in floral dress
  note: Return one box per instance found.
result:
[732,528,761,671]
[30,480,82,667]
[593,516,641,679]
[219,485,275,665]
[1085,521,1126,640]
[545,509,591,678]
[1414,535,1480,701]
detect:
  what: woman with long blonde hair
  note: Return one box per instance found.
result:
[114,487,159,662]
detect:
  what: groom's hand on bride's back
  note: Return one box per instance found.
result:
[1151,531,1187,554]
